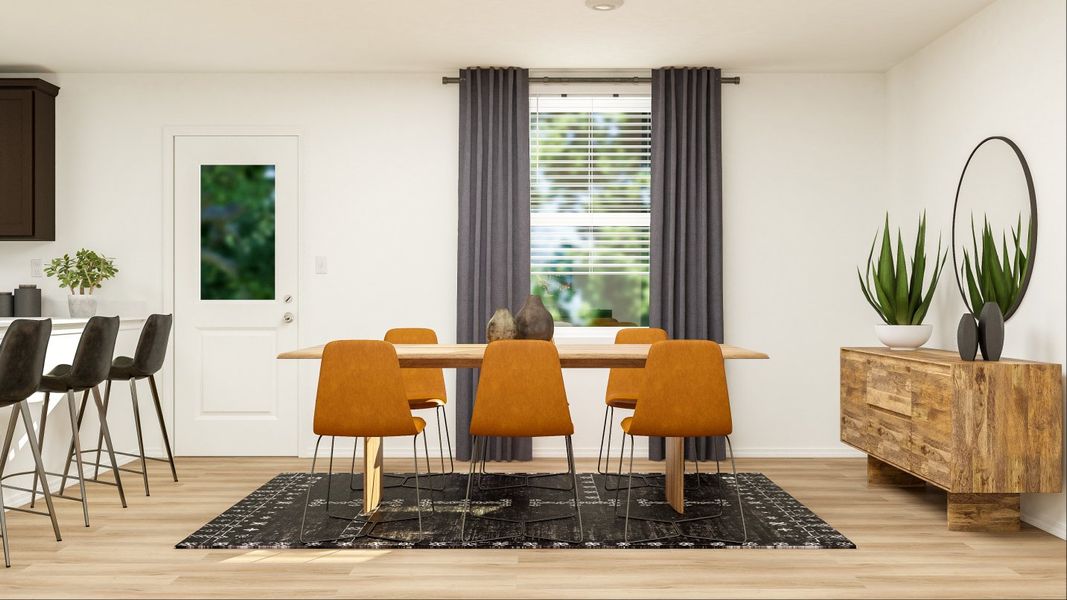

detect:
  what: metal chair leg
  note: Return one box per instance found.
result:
[129,379,150,496]
[459,435,480,541]
[596,405,610,475]
[440,405,455,474]
[29,392,50,509]
[64,391,90,527]
[616,434,680,544]
[92,380,111,481]
[18,403,61,541]
[674,436,748,545]
[0,469,8,567]
[148,375,178,482]
[58,391,89,500]
[91,385,127,508]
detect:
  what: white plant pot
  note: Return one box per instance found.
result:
[874,324,932,350]
[68,294,98,318]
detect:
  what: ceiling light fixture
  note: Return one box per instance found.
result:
[585,0,624,11]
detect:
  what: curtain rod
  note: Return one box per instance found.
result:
[441,75,741,85]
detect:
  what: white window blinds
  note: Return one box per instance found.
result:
[530,95,651,276]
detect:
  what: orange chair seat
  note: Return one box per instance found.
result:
[412,416,427,433]
[620,416,633,433]
[408,398,445,411]
[606,395,637,410]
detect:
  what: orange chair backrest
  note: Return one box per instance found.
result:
[626,340,732,438]
[470,340,574,438]
[313,340,418,438]
[384,328,447,403]
[605,327,668,403]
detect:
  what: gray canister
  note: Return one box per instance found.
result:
[0,292,12,318]
[13,284,42,317]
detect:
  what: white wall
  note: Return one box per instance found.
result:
[885,0,1067,538]
[0,71,886,463]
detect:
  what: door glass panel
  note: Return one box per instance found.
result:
[200,165,276,300]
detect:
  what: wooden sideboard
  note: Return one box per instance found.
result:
[840,347,1063,532]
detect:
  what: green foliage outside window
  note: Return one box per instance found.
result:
[200,165,276,300]
[531,104,651,326]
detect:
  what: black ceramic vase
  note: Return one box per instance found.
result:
[514,295,554,341]
[956,313,979,361]
[977,302,1005,362]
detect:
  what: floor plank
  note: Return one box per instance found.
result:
[0,457,1063,598]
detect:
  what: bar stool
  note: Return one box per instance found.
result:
[0,319,62,567]
[299,340,435,544]
[86,314,176,496]
[614,340,747,544]
[460,340,583,544]
[28,316,126,526]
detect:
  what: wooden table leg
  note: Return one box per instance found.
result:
[947,493,1021,532]
[362,436,383,514]
[665,436,685,514]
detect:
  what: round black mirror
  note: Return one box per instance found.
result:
[952,136,1037,321]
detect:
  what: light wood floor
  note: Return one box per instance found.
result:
[0,456,1063,599]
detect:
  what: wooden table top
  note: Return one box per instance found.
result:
[278,342,769,368]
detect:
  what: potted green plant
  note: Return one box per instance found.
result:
[858,213,947,349]
[44,249,118,318]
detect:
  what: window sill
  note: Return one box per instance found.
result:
[552,325,632,344]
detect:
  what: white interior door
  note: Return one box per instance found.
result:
[173,135,299,456]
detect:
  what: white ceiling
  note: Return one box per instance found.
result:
[0,0,994,74]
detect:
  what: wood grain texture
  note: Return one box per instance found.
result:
[841,347,1063,532]
[362,436,382,513]
[947,493,1021,533]
[278,343,770,365]
[664,437,685,513]
[867,455,924,487]
[0,457,1063,599]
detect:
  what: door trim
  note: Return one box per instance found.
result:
[161,127,303,455]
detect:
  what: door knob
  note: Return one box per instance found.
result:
[282,312,295,324]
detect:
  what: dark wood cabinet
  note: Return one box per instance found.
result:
[0,78,59,240]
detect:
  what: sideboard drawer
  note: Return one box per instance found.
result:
[866,361,914,416]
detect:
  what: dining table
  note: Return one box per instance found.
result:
[278,342,769,515]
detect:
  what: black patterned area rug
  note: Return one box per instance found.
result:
[177,472,854,550]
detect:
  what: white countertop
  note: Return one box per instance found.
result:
[0,316,146,333]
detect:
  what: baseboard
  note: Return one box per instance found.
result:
[298,445,867,460]
[1021,511,1067,540]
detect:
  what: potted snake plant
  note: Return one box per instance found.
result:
[858,213,947,349]
[44,249,118,318]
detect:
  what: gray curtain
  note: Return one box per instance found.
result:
[456,67,532,462]
[648,67,727,462]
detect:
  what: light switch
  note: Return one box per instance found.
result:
[314,256,328,274]
[30,258,42,278]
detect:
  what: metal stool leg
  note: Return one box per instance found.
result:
[91,386,127,508]
[0,469,8,567]
[91,380,111,481]
[147,375,178,482]
[29,392,50,509]
[18,403,61,541]
[64,391,90,527]
[58,391,89,500]
[129,379,150,496]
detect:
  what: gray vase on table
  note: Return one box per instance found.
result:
[486,308,518,342]
[514,295,554,341]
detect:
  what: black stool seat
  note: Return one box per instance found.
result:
[106,356,140,381]
[39,364,89,393]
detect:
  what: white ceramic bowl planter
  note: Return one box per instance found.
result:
[874,324,932,350]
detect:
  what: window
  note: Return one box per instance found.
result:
[530,95,651,326]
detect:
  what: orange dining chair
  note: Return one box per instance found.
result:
[460,340,583,544]
[614,340,747,544]
[385,328,453,485]
[597,327,667,490]
[299,340,435,544]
